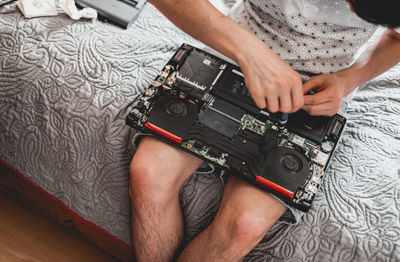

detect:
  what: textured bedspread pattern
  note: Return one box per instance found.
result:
[1,1,399,261]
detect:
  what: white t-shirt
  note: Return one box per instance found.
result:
[229,0,397,76]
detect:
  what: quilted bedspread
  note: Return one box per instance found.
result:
[0,1,399,261]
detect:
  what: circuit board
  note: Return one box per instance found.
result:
[126,44,346,212]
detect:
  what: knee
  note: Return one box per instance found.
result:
[229,211,270,244]
[129,156,176,202]
[208,210,271,256]
[129,157,154,190]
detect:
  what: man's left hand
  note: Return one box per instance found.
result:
[302,73,354,116]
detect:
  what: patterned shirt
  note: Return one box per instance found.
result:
[229,0,380,76]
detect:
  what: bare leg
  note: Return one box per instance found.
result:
[178,175,287,262]
[129,137,203,262]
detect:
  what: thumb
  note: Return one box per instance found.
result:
[302,76,322,95]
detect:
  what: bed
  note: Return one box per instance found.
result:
[0,1,399,261]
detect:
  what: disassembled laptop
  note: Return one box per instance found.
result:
[126,44,346,212]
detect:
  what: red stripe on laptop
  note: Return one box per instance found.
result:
[255,176,294,199]
[144,122,183,144]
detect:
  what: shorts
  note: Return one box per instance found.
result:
[132,131,304,224]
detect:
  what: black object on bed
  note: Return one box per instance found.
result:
[126,44,347,212]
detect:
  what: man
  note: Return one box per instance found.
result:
[129,0,400,261]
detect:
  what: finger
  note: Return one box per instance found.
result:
[246,77,267,108]
[303,103,338,116]
[250,87,267,109]
[303,91,332,106]
[302,77,322,95]
[267,93,279,113]
[290,85,304,112]
[254,97,267,109]
[278,93,292,113]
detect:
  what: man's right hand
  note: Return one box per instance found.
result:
[236,41,304,114]
[148,0,304,114]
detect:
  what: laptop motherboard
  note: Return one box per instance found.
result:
[126,44,346,212]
